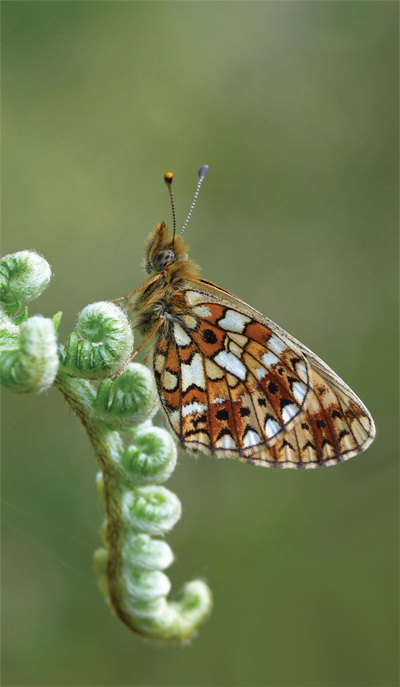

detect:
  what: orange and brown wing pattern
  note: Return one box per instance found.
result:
[152,296,314,460]
[247,368,375,468]
[152,289,375,468]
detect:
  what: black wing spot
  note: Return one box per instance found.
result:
[280,398,293,410]
[202,328,218,344]
[332,410,342,419]
[322,438,333,448]
[302,441,315,450]
[301,422,309,430]
[239,407,251,417]
[268,381,278,394]
[182,383,205,396]
[217,427,235,442]
[316,419,326,429]
[192,413,208,428]
[258,398,267,407]
[281,440,294,450]
[242,424,260,439]
[338,430,350,440]
[216,408,230,421]
[184,428,209,439]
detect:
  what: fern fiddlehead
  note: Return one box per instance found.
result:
[1,250,212,641]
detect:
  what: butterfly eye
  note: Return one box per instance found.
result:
[153,249,175,272]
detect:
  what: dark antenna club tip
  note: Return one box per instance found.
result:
[198,165,209,179]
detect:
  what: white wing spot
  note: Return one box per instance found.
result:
[243,430,262,448]
[182,402,207,417]
[214,351,247,380]
[292,381,307,404]
[262,351,279,367]
[193,305,212,318]
[174,323,191,347]
[213,396,227,405]
[218,309,251,333]
[182,353,205,391]
[268,336,286,355]
[265,418,281,438]
[216,434,237,449]
[282,403,298,423]
[256,367,267,380]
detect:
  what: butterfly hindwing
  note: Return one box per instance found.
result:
[153,289,314,459]
[247,368,374,468]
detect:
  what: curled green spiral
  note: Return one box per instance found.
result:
[0,315,59,393]
[123,533,174,571]
[122,425,177,484]
[94,363,159,430]
[0,250,52,315]
[0,251,58,392]
[59,301,134,379]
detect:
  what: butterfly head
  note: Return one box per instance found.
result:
[144,167,208,276]
[144,222,188,275]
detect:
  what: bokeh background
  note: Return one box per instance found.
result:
[2,3,398,686]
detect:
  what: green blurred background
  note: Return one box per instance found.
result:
[2,2,398,686]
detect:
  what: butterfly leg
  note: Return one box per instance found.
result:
[109,273,162,303]
[111,317,163,379]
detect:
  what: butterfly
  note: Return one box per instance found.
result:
[114,166,375,468]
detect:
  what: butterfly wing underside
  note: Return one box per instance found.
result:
[152,281,375,468]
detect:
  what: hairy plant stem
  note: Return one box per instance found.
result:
[55,369,138,634]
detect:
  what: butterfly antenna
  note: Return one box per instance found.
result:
[164,172,176,242]
[180,165,209,236]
